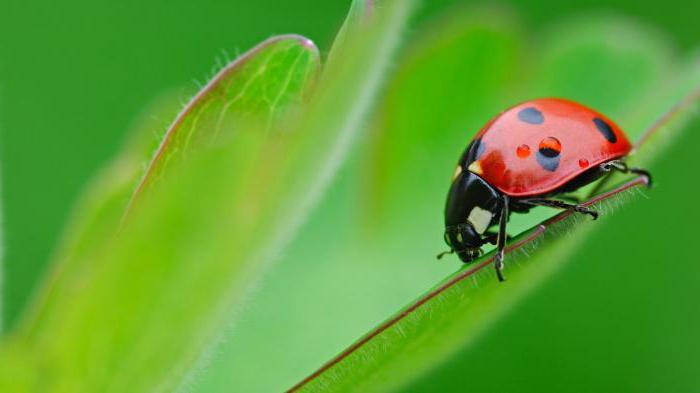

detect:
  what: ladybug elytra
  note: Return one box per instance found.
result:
[439,98,651,281]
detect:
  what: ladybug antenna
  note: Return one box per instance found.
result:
[436,249,454,260]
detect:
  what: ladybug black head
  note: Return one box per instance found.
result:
[443,166,502,262]
[444,223,483,262]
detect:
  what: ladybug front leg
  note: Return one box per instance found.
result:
[494,195,509,282]
[482,230,513,245]
[519,198,599,220]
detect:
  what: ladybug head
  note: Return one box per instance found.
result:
[443,166,502,262]
[443,223,483,262]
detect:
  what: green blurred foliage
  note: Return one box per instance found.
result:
[8,35,325,392]
[1,1,417,390]
[0,0,349,327]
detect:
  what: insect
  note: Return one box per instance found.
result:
[439,98,651,281]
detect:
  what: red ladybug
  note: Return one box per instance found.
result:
[439,98,650,281]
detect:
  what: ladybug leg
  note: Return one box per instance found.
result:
[557,194,581,204]
[629,167,653,187]
[600,160,653,187]
[482,232,498,245]
[483,230,512,245]
[495,195,509,282]
[519,198,599,220]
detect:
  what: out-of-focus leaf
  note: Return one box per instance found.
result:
[14,36,319,337]
[329,0,374,61]
[630,54,700,164]
[3,35,321,392]
[126,34,320,211]
[531,15,673,131]
[16,35,320,339]
[1,0,416,391]
[589,54,700,195]
[289,16,693,393]
[185,0,423,391]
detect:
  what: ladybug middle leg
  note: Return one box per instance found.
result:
[494,195,509,282]
[482,230,513,245]
[517,198,599,220]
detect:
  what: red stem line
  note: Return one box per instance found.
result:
[288,176,648,392]
[289,77,700,393]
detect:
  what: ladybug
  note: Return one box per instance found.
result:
[439,98,651,281]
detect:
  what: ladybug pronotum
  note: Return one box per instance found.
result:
[440,98,651,281]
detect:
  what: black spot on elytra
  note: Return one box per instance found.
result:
[593,117,617,143]
[536,151,560,172]
[517,107,544,125]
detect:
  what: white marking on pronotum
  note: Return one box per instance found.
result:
[452,165,462,181]
[468,206,493,234]
[468,160,483,175]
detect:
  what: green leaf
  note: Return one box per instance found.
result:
[13,36,320,338]
[15,35,320,338]
[2,0,416,391]
[327,0,373,61]
[125,34,321,212]
[288,16,696,393]
[0,341,33,392]
[4,35,321,391]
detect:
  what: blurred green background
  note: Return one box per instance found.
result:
[3,0,699,328]
[1,0,699,391]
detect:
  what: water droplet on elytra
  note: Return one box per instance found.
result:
[516,144,531,158]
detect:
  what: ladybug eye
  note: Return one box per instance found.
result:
[538,137,561,158]
[444,232,452,246]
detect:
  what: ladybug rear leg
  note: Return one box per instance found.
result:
[600,160,653,187]
[519,198,599,220]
